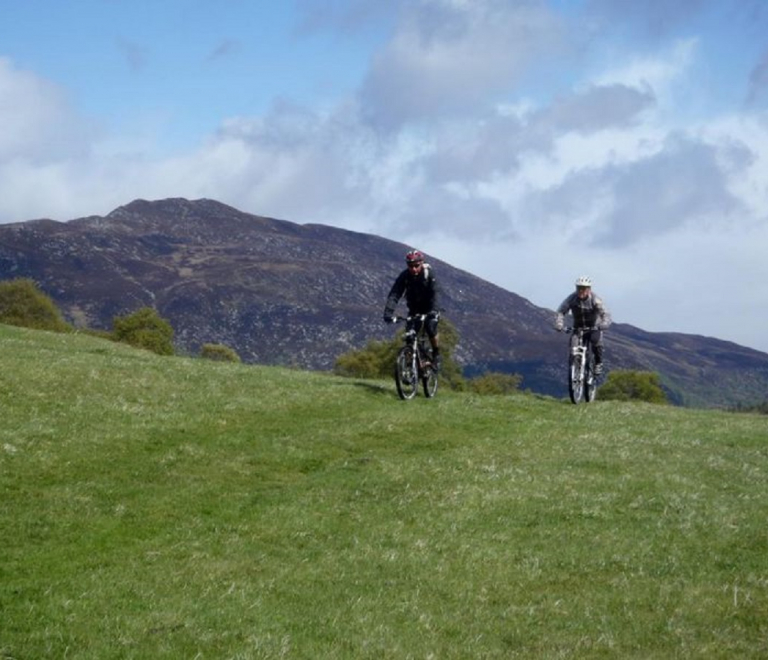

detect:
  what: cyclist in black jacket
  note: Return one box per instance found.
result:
[383,249,442,370]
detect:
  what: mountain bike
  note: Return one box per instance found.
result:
[393,314,438,400]
[566,327,599,404]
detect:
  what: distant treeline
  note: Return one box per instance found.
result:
[729,401,768,415]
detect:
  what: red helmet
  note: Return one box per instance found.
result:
[405,249,424,265]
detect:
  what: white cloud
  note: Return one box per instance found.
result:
[594,38,698,93]
[0,57,92,164]
[701,113,768,221]
[358,0,569,128]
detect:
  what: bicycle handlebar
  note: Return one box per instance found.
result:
[562,326,605,334]
[394,313,438,323]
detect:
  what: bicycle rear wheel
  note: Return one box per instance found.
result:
[568,354,584,404]
[395,346,418,400]
[422,365,438,398]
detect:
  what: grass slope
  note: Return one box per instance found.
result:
[1,325,767,659]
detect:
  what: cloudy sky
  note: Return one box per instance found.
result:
[2,0,768,352]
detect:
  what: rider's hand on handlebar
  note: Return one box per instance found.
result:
[383,314,396,324]
[554,321,564,332]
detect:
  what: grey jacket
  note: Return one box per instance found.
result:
[556,291,612,330]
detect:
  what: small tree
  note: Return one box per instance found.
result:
[112,307,174,356]
[599,370,668,404]
[334,315,465,389]
[0,278,71,332]
[433,317,464,390]
[334,338,399,379]
[200,343,241,363]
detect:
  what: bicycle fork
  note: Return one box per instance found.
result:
[571,344,586,384]
[410,344,419,382]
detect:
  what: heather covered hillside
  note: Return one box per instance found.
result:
[1,198,767,407]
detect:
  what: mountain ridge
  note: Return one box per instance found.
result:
[1,197,766,407]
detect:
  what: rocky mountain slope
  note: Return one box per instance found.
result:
[1,197,766,407]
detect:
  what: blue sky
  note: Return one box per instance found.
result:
[2,0,768,353]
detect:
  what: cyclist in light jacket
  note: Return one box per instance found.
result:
[383,249,442,370]
[554,276,612,374]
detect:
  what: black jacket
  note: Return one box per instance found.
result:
[384,264,440,316]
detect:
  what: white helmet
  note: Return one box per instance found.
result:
[575,276,592,287]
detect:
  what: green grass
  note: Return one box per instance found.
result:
[1,324,767,659]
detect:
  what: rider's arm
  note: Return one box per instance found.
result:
[554,295,572,330]
[594,297,612,329]
[556,295,574,316]
[383,271,407,317]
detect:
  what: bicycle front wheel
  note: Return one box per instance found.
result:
[568,355,584,404]
[395,347,418,400]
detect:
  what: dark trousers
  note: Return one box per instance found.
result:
[573,328,604,364]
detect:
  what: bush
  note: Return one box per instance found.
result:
[0,278,71,332]
[599,370,669,404]
[112,307,175,356]
[334,338,398,379]
[467,372,522,395]
[200,343,241,363]
[334,316,465,389]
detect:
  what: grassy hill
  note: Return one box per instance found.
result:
[1,325,767,659]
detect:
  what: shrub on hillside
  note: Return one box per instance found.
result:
[599,370,668,404]
[334,338,398,379]
[334,316,465,389]
[200,343,241,363]
[0,278,71,333]
[112,307,175,356]
[467,372,522,395]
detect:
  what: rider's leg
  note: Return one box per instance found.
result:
[426,316,441,369]
[590,329,604,373]
[430,336,441,371]
[429,333,439,351]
